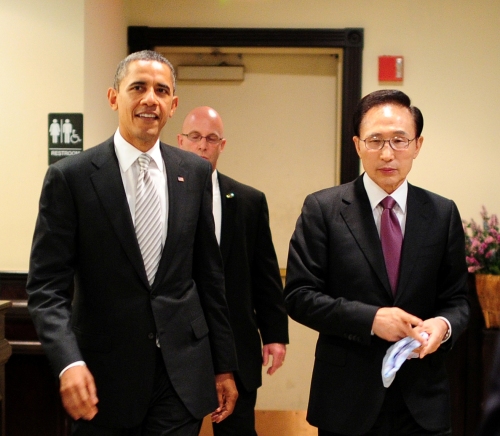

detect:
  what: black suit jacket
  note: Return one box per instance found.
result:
[284,175,469,435]
[27,138,238,428]
[217,173,288,393]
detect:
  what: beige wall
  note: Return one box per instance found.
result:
[1,0,500,413]
[0,0,126,271]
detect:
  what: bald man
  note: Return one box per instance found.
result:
[178,107,289,436]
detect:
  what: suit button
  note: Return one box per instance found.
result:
[148,333,154,340]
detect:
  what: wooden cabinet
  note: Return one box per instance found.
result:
[0,272,70,436]
[0,300,12,436]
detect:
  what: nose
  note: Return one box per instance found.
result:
[198,138,208,151]
[142,87,158,105]
[380,142,395,160]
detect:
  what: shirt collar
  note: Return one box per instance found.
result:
[113,129,163,172]
[362,173,408,213]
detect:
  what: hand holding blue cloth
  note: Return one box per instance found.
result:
[382,332,429,388]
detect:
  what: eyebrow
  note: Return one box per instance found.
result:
[157,83,171,93]
[128,81,171,93]
[366,130,410,137]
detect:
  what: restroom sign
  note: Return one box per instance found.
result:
[48,113,83,164]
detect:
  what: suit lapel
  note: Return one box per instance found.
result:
[89,141,148,286]
[396,184,433,299]
[153,144,188,286]
[341,177,393,297]
[218,173,237,265]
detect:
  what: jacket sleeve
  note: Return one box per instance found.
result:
[26,164,83,375]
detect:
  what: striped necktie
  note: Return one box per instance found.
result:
[135,153,162,286]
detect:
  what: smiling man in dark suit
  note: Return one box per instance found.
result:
[27,51,238,435]
[178,106,289,436]
[284,90,469,435]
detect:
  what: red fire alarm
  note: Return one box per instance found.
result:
[378,56,404,82]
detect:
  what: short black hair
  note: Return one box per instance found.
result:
[352,89,423,138]
[113,50,176,92]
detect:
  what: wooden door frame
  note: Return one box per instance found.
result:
[128,26,363,183]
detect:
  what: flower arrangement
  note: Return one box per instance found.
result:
[463,206,500,274]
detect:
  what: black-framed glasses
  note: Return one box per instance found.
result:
[361,136,416,151]
[181,132,223,145]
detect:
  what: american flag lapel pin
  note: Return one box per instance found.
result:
[177,176,185,182]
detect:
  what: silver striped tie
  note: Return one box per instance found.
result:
[135,154,162,285]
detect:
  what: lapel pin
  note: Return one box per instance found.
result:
[177,176,185,182]
[226,192,235,199]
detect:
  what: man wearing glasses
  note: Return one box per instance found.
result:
[178,106,289,436]
[284,90,469,435]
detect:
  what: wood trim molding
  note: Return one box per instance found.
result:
[127,26,363,184]
[0,272,41,353]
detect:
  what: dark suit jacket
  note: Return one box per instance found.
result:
[218,173,288,393]
[27,137,238,428]
[284,175,470,435]
[478,335,500,436]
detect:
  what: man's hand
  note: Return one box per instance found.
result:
[262,343,287,375]
[372,307,426,345]
[211,372,238,423]
[411,317,449,358]
[59,365,98,421]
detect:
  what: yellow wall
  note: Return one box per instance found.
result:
[0,1,84,271]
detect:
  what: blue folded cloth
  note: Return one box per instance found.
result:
[381,332,429,388]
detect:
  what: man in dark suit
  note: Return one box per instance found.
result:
[177,106,289,436]
[27,51,238,435]
[284,90,470,435]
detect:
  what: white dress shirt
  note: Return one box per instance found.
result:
[212,170,222,246]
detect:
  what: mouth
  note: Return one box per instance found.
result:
[136,113,159,120]
[379,167,396,174]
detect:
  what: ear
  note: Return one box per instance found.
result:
[177,133,184,147]
[413,136,424,159]
[353,136,362,158]
[107,88,118,111]
[219,138,227,153]
[169,96,179,118]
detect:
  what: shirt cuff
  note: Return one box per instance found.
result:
[59,361,86,378]
[436,316,452,343]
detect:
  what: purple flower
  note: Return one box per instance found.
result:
[464,207,500,275]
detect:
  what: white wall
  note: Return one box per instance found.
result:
[0,0,126,271]
[84,0,127,147]
[0,0,85,271]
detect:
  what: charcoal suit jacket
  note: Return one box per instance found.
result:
[284,175,469,435]
[217,173,288,393]
[27,137,238,428]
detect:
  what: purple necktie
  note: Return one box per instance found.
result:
[380,197,403,295]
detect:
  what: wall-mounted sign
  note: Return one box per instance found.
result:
[48,113,83,164]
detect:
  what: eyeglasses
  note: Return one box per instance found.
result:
[181,132,223,145]
[361,136,416,151]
